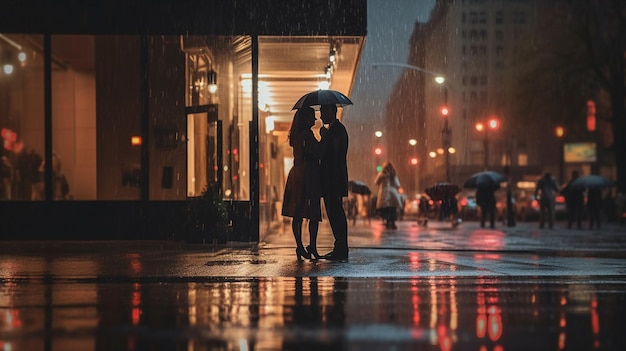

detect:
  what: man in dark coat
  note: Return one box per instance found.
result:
[319,104,349,260]
[476,185,497,229]
[563,170,584,229]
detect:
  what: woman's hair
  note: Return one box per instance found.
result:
[382,161,396,176]
[288,107,315,146]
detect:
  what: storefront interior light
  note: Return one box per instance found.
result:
[325,64,333,79]
[3,63,14,75]
[208,69,217,93]
[317,80,330,90]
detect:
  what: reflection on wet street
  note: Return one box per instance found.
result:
[2,274,625,350]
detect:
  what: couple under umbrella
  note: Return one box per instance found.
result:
[281,90,352,261]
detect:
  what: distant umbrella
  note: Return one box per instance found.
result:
[425,182,460,200]
[348,180,371,195]
[569,175,614,189]
[292,89,353,110]
[463,171,506,189]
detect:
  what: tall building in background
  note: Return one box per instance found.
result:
[388,0,553,196]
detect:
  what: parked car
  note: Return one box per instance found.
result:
[495,190,517,223]
[516,193,569,221]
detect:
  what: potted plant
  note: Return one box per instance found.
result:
[183,184,230,244]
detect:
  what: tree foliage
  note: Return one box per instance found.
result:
[510,0,626,192]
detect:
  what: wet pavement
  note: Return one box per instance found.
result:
[1,219,626,350]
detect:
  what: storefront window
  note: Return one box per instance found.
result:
[182,35,252,201]
[0,34,44,201]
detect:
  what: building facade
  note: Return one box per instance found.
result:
[387,0,567,197]
[0,0,367,241]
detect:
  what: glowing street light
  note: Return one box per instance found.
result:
[475,117,500,169]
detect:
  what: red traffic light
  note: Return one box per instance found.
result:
[487,118,500,130]
[439,105,450,117]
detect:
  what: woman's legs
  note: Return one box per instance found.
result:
[307,220,320,258]
[291,217,303,248]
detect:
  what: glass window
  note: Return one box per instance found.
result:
[52,35,141,200]
[0,34,44,201]
[46,35,252,202]
[181,35,252,202]
[52,35,98,200]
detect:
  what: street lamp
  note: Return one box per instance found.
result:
[439,104,452,182]
[555,125,565,182]
[475,117,500,170]
[372,62,450,183]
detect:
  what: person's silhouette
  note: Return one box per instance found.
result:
[318,104,349,261]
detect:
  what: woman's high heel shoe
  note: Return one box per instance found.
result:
[296,246,311,261]
[306,245,321,260]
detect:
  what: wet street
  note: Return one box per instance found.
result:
[2,219,626,350]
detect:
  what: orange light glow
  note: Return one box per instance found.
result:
[488,308,503,341]
[131,136,142,146]
[555,126,565,138]
[558,332,566,350]
[476,314,487,338]
[475,122,484,132]
[591,298,600,335]
[587,115,596,131]
[586,100,596,132]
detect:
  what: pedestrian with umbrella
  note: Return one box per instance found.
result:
[375,161,403,230]
[562,170,585,229]
[587,187,603,229]
[476,184,498,229]
[568,174,613,230]
[425,182,460,225]
[464,171,506,229]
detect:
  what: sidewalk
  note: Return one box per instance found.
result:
[263,217,626,255]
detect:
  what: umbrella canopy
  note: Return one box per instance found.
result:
[292,89,353,110]
[425,182,460,200]
[463,171,506,189]
[569,175,614,189]
[348,180,371,195]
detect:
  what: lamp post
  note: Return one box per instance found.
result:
[439,105,452,182]
[475,117,500,170]
[555,125,565,183]
[372,62,449,184]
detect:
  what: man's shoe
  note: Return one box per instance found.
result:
[323,251,348,261]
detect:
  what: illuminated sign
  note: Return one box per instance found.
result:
[564,142,596,163]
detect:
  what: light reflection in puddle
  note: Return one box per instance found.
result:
[0,276,624,350]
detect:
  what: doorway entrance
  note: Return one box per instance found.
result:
[186,104,222,197]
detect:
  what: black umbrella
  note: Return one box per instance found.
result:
[348,180,371,195]
[292,89,353,110]
[569,175,614,189]
[463,171,506,189]
[425,182,460,200]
